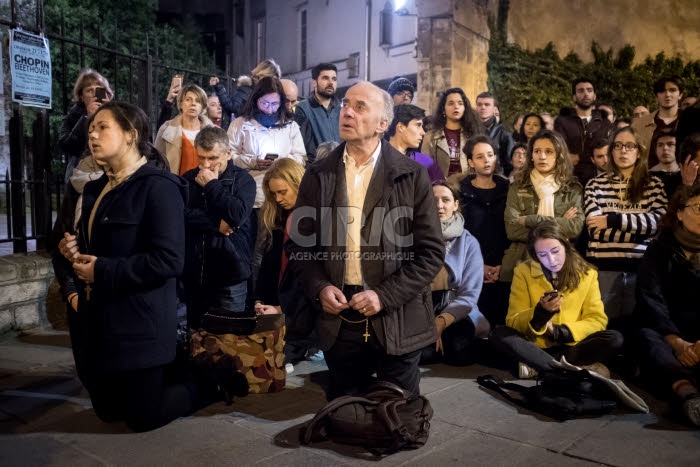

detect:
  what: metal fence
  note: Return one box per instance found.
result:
[0,1,234,254]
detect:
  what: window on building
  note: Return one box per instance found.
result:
[300,9,307,70]
[347,52,360,79]
[379,1,393,47]
[255,18,265,63]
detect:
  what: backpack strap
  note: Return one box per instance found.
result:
[476,375,534,408]
[364,380,411,400]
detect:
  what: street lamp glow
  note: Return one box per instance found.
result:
[394,0,407,12]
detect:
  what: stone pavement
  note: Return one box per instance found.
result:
[0,331,698,466]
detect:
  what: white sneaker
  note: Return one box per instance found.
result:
[581,362,611,378]
[518,362,538,379]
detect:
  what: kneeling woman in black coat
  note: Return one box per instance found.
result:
[58,101,237,431]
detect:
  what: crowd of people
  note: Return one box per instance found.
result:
[53,61,700,431]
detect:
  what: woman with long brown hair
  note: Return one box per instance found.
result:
[501,129,584,282]
[420,88,483,177]
[491,219,623,379]
[584,126,667,329]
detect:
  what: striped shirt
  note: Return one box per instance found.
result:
[584,174,667,268]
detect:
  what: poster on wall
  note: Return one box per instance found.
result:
[10,29,52,109]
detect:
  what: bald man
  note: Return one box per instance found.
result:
[281,79,299,113]
[287,82,443,400]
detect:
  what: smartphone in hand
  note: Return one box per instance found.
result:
[95,87,107,103]
[172,74,183,88]
[544,290,559,299]
[264,153,279,161]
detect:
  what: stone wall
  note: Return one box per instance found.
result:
[0,253,56,334]
[416,0,495,112]
[506,0,700,63]
[414,0,700,111]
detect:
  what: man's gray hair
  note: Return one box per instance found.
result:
[380,87,394,127]
[194,125,230,152]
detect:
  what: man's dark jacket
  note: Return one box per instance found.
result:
[75,165,188,372]
[485,117,514,176]
[182,160,256,289]
[286,141,445,355]
[554,108,613,183]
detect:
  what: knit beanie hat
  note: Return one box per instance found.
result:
[387,77,415,99]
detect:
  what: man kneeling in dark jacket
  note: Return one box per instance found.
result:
[183,126,257,328]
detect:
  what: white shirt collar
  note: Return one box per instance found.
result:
[343,140,382,169]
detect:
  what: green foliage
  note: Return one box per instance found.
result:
[487,35,700,129]
[43,0,219,170]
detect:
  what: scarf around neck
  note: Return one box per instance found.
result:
[675,226,700,270]
[254,110,280,128]
[441,212,464,241]
[530,170,560,217]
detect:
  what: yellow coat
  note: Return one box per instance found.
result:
[505,260,607,348]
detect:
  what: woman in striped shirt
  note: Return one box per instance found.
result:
[584,126,667,331]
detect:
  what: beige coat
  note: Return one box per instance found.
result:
[420,128,469,176]
[228,117,306,208]
[155,114,213,174]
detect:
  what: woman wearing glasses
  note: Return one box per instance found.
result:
[635,184,700,426]
[584,126,667,330]
[228,76,306,208]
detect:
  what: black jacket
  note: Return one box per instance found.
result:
[212,83,251,119]
[58,103,89,183]
[286,141,445,354]
[554,108,613,184]
[459,175,511,266]
[485,118,514,176]
[635,232,700,342]
[183,160,256,289]
[76,164,188,372]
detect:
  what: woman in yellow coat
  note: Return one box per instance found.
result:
[491,219,623,378]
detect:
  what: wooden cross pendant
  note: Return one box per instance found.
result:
[363,320,370,343]
[85,284,92,301]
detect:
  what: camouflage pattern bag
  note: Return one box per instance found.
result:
[191,314,286,393]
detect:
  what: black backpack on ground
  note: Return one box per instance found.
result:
[300,381,433,455]
[477,368,617,421]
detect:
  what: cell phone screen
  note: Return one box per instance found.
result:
[95,87,107,103]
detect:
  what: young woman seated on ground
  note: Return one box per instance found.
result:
[634,183,700,426]
[491,219,623,379]
[420,181,490,366]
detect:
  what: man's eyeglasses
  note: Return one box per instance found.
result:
[684,204,700,215]
[612,142,638,152]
